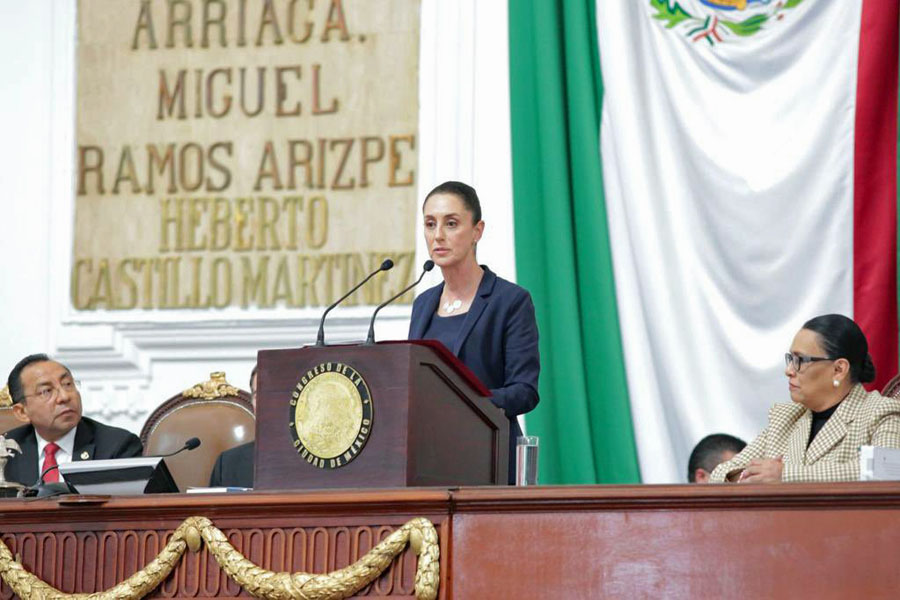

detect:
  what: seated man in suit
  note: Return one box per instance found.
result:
[209,365,256,488]
[3,354,143,486]
[687,433,746,483]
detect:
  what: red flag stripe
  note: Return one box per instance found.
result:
[854,0,899,390]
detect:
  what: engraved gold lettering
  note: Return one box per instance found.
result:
[187,198,209,250]
[210,257,232,307]
[312,64,338,115]
[147,143,177,194]
[158,69,187,120]
[112,146,142,194]
[71,260,90,310]
[132,0,158,50]
[201,0,227,47]
[329,138,354,189]
[241,255,269,307]
[234,198,254,250]
[275,66,302,116]
[78,146,105,196]
[255,142,284,191]
[288,0,314,43]
[389,135,415,187]
[256,0,284,46]
[360,136,384,188]
[117,259,139,309]
[321,0,351,42]
[166,0,194,49]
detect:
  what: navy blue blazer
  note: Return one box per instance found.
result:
[408,266,540,483]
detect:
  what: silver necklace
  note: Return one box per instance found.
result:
[442,299,463,314]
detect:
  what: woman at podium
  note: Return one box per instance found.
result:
[408,181,540,484]
[710,314,900,483]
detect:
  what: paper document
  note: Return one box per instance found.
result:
[859,446,900,481]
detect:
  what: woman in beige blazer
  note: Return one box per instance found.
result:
[711,314,900,483]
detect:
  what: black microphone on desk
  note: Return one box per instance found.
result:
[157,437,201,458]
[24,437,201,498]
[316,258,394,346]
[27,464,73,498]
[364,260,435,345]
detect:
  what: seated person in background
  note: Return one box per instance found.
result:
[4,354,143,486]
[687,433,746,483]
[209,365,256,488]
[711,314,900,483]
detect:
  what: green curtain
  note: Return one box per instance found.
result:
[508,0,640,483]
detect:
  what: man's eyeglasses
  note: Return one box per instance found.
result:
[24,379,81,402]
[784,353,832,371]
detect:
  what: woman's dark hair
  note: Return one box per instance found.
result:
[802,314,876,383]
[423,181,482,223]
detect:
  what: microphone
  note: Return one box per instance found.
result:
[27,464,73,498]
[316,258,394,346]
[157,437,201,458]
[365,260,435,345]
[25,437,201,497]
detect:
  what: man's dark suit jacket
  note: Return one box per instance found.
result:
[408,266,540,484]
[209,441,254,488]
[3,416,143,486]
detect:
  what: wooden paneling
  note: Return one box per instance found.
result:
[450,483,900,599]
[0,490,451,599]
[0,525,421,599]
[4,484,900,599]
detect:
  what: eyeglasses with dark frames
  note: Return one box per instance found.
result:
[23,379,80,403]
[784,353,832,372]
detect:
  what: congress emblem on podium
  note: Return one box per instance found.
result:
[289,362,373,469]
[649,0,805,46]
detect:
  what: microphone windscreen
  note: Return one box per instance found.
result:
[185,437,201,450]
[423,260,435,272]
[380,258,394,271]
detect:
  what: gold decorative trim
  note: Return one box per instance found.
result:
[183,372,241,400]
[0,516,439,600]
[0,517,202,600]
[0,386,11,408]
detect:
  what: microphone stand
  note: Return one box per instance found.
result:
[316,258,394,346]
[364,260,434,345]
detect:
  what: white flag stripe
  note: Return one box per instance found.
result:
[597,0,861,482]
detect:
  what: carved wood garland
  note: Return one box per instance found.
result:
[0,516,439,600]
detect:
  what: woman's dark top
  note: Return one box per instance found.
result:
[422,312,467,352]
[808,403,839,448]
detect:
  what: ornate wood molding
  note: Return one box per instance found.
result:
[0,516,439,600]
[450,481,900,511]
[182,372,241,400]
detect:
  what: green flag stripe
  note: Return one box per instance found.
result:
[508,0,641,484]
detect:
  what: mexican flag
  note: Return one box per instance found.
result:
[509,0,898,483]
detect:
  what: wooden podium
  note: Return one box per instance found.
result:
[254,341,508,490]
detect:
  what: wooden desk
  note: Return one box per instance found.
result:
[2,483,900,599]
[0,489,450,600]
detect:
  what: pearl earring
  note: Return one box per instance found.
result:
[833,379,839,388]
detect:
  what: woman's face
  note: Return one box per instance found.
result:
[423,193,484,269]
[785,328,836,408]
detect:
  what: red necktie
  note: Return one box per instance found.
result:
[42,442,60,483]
